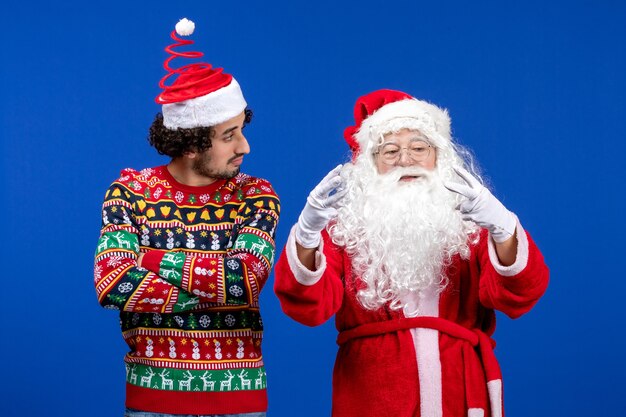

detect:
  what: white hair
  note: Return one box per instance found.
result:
[329,131,481,312]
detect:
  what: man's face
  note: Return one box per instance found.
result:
[373,128,437,177]
[192,111,250,180]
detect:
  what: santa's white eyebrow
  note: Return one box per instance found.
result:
[381,137,430,146]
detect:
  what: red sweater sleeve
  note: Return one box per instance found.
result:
[139,183,280,306]
[94,180,199,313]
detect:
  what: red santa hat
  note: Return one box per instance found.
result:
[156,18,247,129]
[343,89,451,157]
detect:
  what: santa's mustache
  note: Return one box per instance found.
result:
[378,166,434,184]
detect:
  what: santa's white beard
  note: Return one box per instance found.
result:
[329,159,479,312]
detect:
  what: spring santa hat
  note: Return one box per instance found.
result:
[343,89,452,157]
[156,18,247,130]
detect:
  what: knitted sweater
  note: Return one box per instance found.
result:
[94,165,280,415]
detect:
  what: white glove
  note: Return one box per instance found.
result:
[444,166,517,243]
[295,165,347,248]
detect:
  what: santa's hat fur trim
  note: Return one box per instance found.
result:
[355,98,451,154]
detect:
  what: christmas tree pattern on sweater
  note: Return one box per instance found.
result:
[94,166,278,410]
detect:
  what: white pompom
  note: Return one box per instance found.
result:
[175,18,195,36]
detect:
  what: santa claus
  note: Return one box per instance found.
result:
[274,89,549,417]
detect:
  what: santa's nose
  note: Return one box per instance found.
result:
[396,151,415,166]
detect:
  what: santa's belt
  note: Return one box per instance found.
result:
[337,316,504,416]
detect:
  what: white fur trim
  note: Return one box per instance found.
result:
[413,325,443,417]
[355,99,451,155]
[487,379,503,417]
[468,408,485,417]
[487,216,529,277]
[285,225,327,286]
[403,286,443,417]
[162,78,247,129]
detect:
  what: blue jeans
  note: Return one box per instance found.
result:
[124,409,266,417]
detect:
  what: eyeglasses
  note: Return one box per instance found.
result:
[374,140,433,165]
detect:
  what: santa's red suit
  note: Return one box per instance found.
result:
[274,220,549,417]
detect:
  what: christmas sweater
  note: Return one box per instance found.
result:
[274,222,548,417]
[94,166,280,415]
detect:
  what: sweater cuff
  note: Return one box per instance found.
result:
[487,215,529,277]
[286,224,327,286]
[141,250,167,274]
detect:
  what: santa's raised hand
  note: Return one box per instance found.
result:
[295,165,347,248]
[444,166,517,243]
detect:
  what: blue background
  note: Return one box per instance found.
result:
[2,1,625,416]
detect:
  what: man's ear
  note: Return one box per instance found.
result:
[182,150,198,160]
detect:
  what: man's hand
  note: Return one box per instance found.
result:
[295,165,347,248]
[444,166,517,243]
[136,252,145,267]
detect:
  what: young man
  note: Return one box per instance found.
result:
[274,89,548,417]
[94,18,279,417]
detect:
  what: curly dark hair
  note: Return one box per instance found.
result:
[148,108,253,158]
